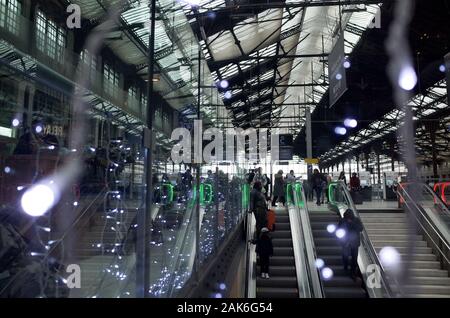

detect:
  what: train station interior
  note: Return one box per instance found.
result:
[0,0,449,299]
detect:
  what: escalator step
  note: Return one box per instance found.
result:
[273,247,294,256]
[311,222,335,230]
[257,266,296,276]
[272,239,293,247]
[276,223,291,231]
[256,276,298,288]
[325,287,367,298]
[277,216,290,223]
[256,287,298,298]
[320,255,344,265]
[323,276,363,288]
[316,246,343,255]
[312,230,339,238]
[313,238,342,247]
[271,231,292,239]
[271,256,295,266]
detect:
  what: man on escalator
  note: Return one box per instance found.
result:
[338,209,364,280]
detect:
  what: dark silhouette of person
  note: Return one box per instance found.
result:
[338,209,364,279]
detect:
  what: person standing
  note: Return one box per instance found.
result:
[350,173,361,191]
[338,171,347,186]
[256,228,274,279]
[286,170,296,183]
[338,209,363,279]
[311,169,327,206]
[272,170,285,207]
[262,173,271,199]
[250,181,268,238]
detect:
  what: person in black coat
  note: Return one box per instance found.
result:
[256,228,274,279]
[311,169,327,206]
[338,209,364,278]
[250,182,268,238]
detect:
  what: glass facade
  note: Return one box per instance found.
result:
[0,0,242,298]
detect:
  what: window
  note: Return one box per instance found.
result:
[103,63,120,98]
[128,86,140,112]
[141,94,148,117]
[0,0,22,35]
[80,49,97,84]
[35,10,67,62]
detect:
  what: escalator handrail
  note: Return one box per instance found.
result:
[397,184,450,266]
[244,210,256,298]
[166,189,200,297]
[289,182,325,298]
[332,181,397,297]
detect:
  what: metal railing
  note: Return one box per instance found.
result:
[397,183,450,275]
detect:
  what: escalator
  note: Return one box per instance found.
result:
[246,183,323,298]
[255,207,298,298]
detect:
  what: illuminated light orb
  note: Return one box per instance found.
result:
[219,283,226,291]
[321,267,334,280]
[315,258,325,269]
[439,64,446,73]
[327,224,337,234]
[219,80,229,89]
[334,127,347,136]
[12,118,20,127]
[224,91,232,99]
[73,201,79,207]
[35,125,43,134]
[214,293,222,298]
[336,73,343,80]
[343,60,351,69]
[344,119,358,128]
[21,184,55,217]
[379,246,401,268]
[398,65,417,91]
[336,228,346,239]
[4,166,11,174]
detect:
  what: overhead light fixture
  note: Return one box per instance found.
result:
[152,73,161,82]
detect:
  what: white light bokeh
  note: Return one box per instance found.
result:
[336,73,343,80]
[12,118,20,127]
[321,267,334,280]
[398,65,417,91]
[343,60,351,69]
[334,127,347,135]
[379,246,401,268]
[439,64,446,73]
[219,80,229,89]
[21,184,56,217]
[315,258,325,269]
[344,119,358,128]
[224,91,232,99]
[327,224,337,233]
[336,228,346,239]
[4,166,11,174]
[35,125,43,134]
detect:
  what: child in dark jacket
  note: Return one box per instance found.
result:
[256,228,274,279]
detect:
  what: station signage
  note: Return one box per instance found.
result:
[329,36,348,108]
[278,134,293,161]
